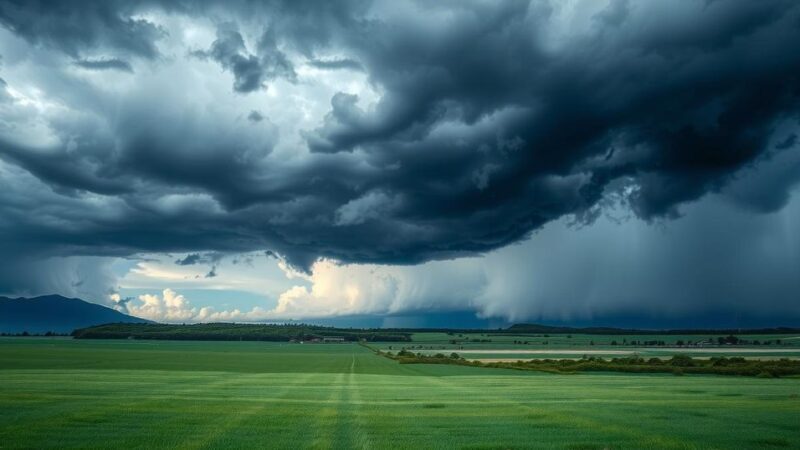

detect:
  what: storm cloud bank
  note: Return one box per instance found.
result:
[0,1,799,320]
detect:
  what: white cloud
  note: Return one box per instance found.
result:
[269,259,485,319]
[117,288,273,323]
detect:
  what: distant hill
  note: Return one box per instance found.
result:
[0,295,151,334]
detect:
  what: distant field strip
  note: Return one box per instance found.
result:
[1,338,799,449]
[440,348,800,354]
[429,349,636,355]
[418,348,800,361]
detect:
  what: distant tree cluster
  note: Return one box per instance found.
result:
[0,331,69,337]
[383,351,800,378]
[72,323,411,342]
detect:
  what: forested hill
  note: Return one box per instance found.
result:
[72,323,412,342]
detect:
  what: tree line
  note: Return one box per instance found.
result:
[379,350,800,378]
[71,323,411,342]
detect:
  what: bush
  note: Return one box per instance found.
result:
[669,355,695,367]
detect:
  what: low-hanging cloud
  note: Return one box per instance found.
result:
[74,58,133,72]
[267,189,800,326]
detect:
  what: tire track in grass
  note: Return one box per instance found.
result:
[310,351,377,449]
[180,371,319,449]
[309,370,349,449]
[0,370,196,441]
[412,373,693,449]
[118,371,260,448]
[1,370,264,448]
[348,352,373,449]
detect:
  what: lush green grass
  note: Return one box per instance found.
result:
[1,338,799,449]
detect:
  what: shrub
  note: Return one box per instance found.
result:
[669,355,695,367]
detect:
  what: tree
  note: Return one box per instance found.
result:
[669,355,695,367]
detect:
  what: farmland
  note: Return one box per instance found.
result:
[373,331,800,361]
[2,337,800,449]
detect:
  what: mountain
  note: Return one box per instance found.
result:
[0,295,151,334]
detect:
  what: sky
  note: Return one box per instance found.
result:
[0,0,799,328]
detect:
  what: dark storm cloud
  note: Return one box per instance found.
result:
[775,134,797,150]
[194,24,296,93]
[593,0,629,27]
[0,0,163,59]
[74,58,133,72]
[174,253,223,266]
[175,254,201,266]
[308,58,363,71]
[0,0,799,276]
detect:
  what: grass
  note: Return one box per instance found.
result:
[1,337,800,449]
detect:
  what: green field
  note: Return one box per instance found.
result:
[2,338,800,449]
[373,332,800,362]
[375,331,800,349]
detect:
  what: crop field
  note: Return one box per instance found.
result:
[373,332,800,361]
[384,331,800,348]
[2,337,800,449]
[419,348,800,362]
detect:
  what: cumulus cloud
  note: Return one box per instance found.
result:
[118,288,271,323]
[121,289,196,322]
